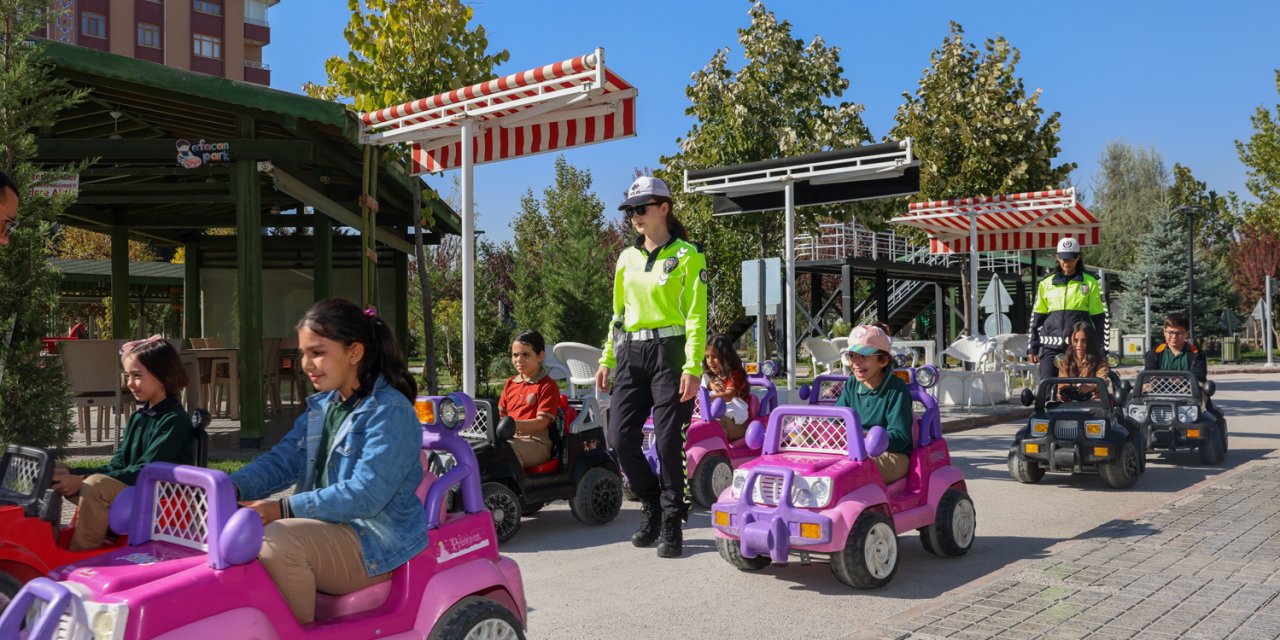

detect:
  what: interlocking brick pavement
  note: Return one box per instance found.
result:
[852,459,1280,640]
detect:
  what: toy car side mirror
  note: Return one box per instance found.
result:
[1204,380,1216,397]
[108,486,136,535]
[219,508,265,566]
[495,416,516,441]
[1021,388,1035,407]
[797,384,811,402]
[709,398,726,421]
[864,426,889,458]
[745,420,765,450]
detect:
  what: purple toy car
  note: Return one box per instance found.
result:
[0,392,528,640]
[712,366,975,588]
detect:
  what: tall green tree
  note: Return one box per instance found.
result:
[657,1,872,331]
[1236,70,1280,227]
[1167,163,1237,253]
[891,22,1074,201]
[1119,207,1236,341]
[1090,141,1168,269]
[0,1,87,448]
[303,0,509,393]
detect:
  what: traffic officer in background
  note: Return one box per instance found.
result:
[595,176,707,559]
[1029,237,1107,383]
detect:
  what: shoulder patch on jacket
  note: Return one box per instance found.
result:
[1156,344,1167,353]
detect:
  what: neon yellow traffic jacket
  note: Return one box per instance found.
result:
[1030,269,1107,353]
[599,236,708,377]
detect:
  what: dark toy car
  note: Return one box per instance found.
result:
[1125,370,1227,465]
[0,409,210,608]
[452,397,622,543]
[1008,376,1145,489]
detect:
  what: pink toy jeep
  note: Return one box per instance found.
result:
[0,392,527,640]
[711,366,975,588]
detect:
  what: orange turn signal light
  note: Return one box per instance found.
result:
[1025,443,1040,454]
[415,398,436,424]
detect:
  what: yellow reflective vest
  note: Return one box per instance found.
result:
[1030,269,1107,352]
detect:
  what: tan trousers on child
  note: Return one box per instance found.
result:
[873,451,910,485]
[259,518,391,624]
[69,474,127,551]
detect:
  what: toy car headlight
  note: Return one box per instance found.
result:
[761,359,779,378]
[439,397,463,428]
[1128,405,1148,422]
[1031,419,1049,435]
[1177,406,1199,423]
[915,365,938,389]
[730,469,748,498]
[1084,420,1105,439]
[790,476,832,509]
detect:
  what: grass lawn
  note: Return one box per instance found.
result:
[72,458,250,475]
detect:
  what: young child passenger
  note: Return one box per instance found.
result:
[834,325,913,484]
[1056,321,1111,402]
[52,337,193,550]
[702,334,750,441]
[498,330,560,468]
[230,299,424,625]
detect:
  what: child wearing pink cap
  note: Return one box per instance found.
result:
[834,325,913,484]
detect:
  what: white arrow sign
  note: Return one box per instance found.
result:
[980,275,1013,312]
[1254,298,1267,321]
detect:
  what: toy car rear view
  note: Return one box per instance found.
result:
[711,365,974,589]
[1124,370,1228,465]
[1009,375,1144,489]
[0,393,527,640]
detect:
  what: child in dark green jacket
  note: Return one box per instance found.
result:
[52,337,192,550]
[835,325,913,484]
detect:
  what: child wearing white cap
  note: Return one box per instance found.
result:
[833,325,913,484]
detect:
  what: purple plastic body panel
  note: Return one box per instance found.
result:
[0,577,80,639]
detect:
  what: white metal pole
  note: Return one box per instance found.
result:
[785,180,797,391]
[969,213,979,335]
[1267,275,1275,368]
[1144,293,1151,354]
[460,119,476,394]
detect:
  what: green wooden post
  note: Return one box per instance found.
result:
[110,227,130,338]
[360,145,373,308]
[183,243,201,338]
[235,115,265,448]
[393,248,408,353]
[313,214,332,301]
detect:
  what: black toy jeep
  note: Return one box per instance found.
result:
[1124,370,1227,465]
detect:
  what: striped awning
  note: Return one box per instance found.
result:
[890,187,1099,254]
[358,49,636,175]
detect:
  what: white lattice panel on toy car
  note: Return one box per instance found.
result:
[641,428,655,452]
[2,454,41,496]
[460,405,490,441]
[692,395,703,421]
[817,380,845,403]
[1143,375,1194,397]
[151,481,209,550]
[778,415,848,454]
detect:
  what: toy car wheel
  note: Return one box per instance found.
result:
[1198,428,1225,466]
[0,571,21,612]
[428,596,525,640]
[690,454,733,507]
[570,467,622,526]
[1007,453,1045,484]
[482,482,522,543]
[716,536,771,571]
[922,489,976,557]
[832,512,898,589]
[1100,441,1141,489]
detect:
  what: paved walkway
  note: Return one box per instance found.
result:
[852,457,1280,640]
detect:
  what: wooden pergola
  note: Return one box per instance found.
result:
[35,41,460,447]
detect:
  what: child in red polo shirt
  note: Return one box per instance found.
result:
[499,330,561,468]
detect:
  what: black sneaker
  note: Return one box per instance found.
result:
[656,511,683,558]
[631,499,661,547]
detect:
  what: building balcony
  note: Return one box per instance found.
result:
[244,60,270,85]
[244,21,270,45]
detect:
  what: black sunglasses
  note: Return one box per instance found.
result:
[2,218,16,235]
[623,202,660,217]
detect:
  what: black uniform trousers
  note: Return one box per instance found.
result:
[1037,347,1065,383]
[608,336,693,517]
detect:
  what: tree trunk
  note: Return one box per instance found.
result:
[413,181,438,395]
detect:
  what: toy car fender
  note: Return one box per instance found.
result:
[926,470,966,510]
[0,541,51,580]
[412,556,526,631]
[686,436,730,473]
[803,484,892,554]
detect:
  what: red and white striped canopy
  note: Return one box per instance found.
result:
[890,188,1099,254]
[358,49,636,175]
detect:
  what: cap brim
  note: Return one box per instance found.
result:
[845,344,880,356]
[618,194,654,210]
[1057,252,1080,260]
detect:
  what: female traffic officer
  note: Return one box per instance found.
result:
[595,176,707,559]
[1029,237,1108,383]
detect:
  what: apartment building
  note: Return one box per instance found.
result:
[41,0,279,85]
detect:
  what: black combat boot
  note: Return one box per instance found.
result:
[631,499,661,547]
[656,511,683,558]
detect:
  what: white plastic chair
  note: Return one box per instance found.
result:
[801,337,842,376]
[995,333,1036,392]
[938,336,1000,407]
[552,342,605,401]
[830,337,851,372]
[541,344,570,383]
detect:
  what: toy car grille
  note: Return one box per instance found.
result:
[1142,375,1194,397]
[753,473,785,506]
[778,415,847,454]
[151,480,209,550]
[1,454,41,497]
[1150,405,1175,425]
[1053,420,1079,440]
[460,403,490,441]
[641,428,655,452]
[817,380,845,403]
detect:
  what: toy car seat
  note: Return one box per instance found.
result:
[314,450,437,620]
[523,395,577,475]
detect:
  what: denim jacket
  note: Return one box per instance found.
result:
[231,376,426,577]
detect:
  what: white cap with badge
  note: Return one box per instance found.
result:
[1056,237,1081,259]
[618,176,672,210]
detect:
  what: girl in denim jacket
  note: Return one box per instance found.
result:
[231,298,423,624]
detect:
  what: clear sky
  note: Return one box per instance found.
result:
[267,0,1280,242]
